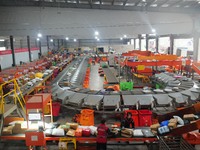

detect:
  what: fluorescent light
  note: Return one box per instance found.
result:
[50,39,53,42]
[123,35,127,38]
[95,36,98,39]
[120,37,123,40]
[95,31,99,35]
[66,37,69,40]
[37,38,40,41]
[97,38,100,41]
[74,39,77,42]
[0,39,5,42]
[152,29,156,33]
[37,33,42,38]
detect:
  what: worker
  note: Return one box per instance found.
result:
[121,112,135,129]
[96,119,110,150]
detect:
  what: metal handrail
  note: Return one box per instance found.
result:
[0,79,25,114]
[180,138,195,150]
[158,136,170,150]
[158,136,195,150]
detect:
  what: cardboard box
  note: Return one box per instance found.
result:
[12,128,26,134]
[66,129,75,137]
[150,123,160,131]
[168,122,177,129]
[63,82,70,86]
[169,118,178,123]
[151,130,158,135]
[183,114,195,121]
[12,122,26,134]
[121,129,133,138]
[66,123,78,130]
[14,123,22,129]
[2,126,13,135]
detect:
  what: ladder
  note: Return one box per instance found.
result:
[0,79,26,118]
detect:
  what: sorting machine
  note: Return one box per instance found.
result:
[52,64,200,112]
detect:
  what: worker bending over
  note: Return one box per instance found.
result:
[121,112,135,129]
[96,119,110,150]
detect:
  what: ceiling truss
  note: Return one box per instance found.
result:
[0,0,199,13]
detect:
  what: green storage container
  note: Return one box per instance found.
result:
[156,84,160,89]
[120,82,133,91]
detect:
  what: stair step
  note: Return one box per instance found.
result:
[4,104,17,118]
[17,107,26,119]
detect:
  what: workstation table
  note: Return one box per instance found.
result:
[0,134,157,143]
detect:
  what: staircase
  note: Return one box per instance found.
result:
[0,79,26,120]
[158,136,195,150]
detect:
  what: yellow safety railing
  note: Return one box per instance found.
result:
[0,79,25,114]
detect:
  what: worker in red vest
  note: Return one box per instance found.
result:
[96,119,110,150]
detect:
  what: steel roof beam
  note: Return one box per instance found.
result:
[0,0,199,13]
[134,0,142,6]
[145,0,157,7]
[168,0,182,7]
[157,0,169,7]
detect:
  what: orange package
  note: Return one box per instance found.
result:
[75,128,83,137]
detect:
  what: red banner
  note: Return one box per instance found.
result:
[0,47,39,55]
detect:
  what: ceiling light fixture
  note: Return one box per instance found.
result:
[37,38,40,41]
[97,38,100,41]
[66,37,69,40]
[50,39,53,42]
[37,33,42,38]
[152,29,156,33]
[0,39,5,42]
[95,36,98,39]
[120,37,123,40]
[74,39,77,42]
[123,35,127,38]
[95,31,99,35]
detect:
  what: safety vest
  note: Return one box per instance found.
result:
[97,124,108,143]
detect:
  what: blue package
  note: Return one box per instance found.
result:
[160,120,169,127]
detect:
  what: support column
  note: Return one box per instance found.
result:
[39,40,42,58]
[146,34,149,51]
[10,35,16,66]
[61,39,64,46]
[47,36,49,51]
[27,36,31,62]
[193,33,200,61]
[65,40,67,48]
[170,34,174,54]
[57,39,60,50]
[156,35,159,53]
[134,38,136,49]
[138,34,141,50]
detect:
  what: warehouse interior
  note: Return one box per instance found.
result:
[0,0,200,150]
